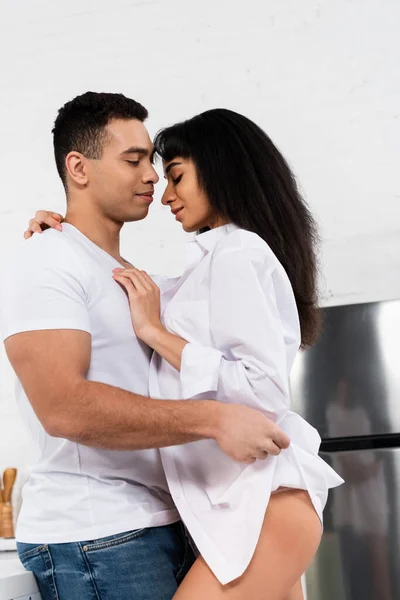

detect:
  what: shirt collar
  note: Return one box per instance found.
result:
[194,223,240,254]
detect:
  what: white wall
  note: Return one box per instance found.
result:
[1,0,399,477]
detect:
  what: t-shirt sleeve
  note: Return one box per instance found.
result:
[0,237,91,341]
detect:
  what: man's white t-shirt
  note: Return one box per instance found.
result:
[0,224,179,543]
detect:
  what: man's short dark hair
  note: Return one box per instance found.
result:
[52,91,148,187]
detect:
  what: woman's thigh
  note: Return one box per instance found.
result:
[173,489,321,600]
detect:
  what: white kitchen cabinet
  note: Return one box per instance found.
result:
[0,553,41,600]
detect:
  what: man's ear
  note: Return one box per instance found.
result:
[65,151,89,187]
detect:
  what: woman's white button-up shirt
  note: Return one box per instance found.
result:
[150,224,343,584]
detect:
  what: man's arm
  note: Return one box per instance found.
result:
[5,329,216,449]
[5,329,289,460]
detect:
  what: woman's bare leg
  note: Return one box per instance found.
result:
[173,489,321,600]
[285,579,304,600]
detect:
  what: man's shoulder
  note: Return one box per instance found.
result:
[1,230,84,275]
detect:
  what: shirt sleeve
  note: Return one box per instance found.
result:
[180,246,297,421]
[0,237,91,342]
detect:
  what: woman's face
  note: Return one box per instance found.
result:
[161,157,225,232]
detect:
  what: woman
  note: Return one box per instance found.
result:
[25,108,343,600]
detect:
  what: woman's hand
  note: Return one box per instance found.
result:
[112,267,163,344]
[113,267,188,370]
[24,210,64,239]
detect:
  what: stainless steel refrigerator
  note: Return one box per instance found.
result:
[290,298,400,600]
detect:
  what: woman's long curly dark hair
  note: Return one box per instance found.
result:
[155,109,321,346]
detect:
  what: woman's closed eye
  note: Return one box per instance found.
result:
[127,160,140,166]
[172,174,182,185]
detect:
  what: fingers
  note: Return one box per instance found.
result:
[252,441,281,460]
[113,267,157,294]
[130,269,153,291]
[26,210,64,237]
[272,428,290,450]
[34,210,63,231]
[140,270,160,291]
[50,212,64,222]
[113,274,136,299]
[264,440,283,456]
[24,218,44,238]
[252,425,290,460]
[28,218,45,234]
[113,269,148,294]
[252,450,270,460]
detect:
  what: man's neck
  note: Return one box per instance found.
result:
[64,205,125,264]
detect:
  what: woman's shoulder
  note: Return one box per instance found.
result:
[214,227,277,264]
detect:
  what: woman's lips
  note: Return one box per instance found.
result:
[174,208,184,221]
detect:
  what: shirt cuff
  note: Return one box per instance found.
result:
[180,342,223,398]
[1,318,92,342]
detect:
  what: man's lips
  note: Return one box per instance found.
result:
[136,192,154,203]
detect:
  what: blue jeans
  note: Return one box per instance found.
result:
[17,521,197,600]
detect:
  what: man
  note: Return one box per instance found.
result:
[0,92,289,600]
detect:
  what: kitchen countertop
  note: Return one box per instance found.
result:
[0,551,25,575]
[0,551,40,599]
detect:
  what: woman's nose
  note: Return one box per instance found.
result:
[161,188,176,206]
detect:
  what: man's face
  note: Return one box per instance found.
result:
[86,118,159,223]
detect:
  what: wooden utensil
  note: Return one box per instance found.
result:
[2,469,17,504]
[1,468,17,538]
[0,474,3,537]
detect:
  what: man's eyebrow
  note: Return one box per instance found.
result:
[120,147,151,156]
[165,161,182,174]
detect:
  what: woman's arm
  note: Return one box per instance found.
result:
[145,327,188,371]
[112,267,189,371]
[177,245,298,422]
[114,244,298,423]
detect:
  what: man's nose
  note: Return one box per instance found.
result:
[144,165,159,185]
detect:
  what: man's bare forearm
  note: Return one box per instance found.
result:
[54,379,221,450]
